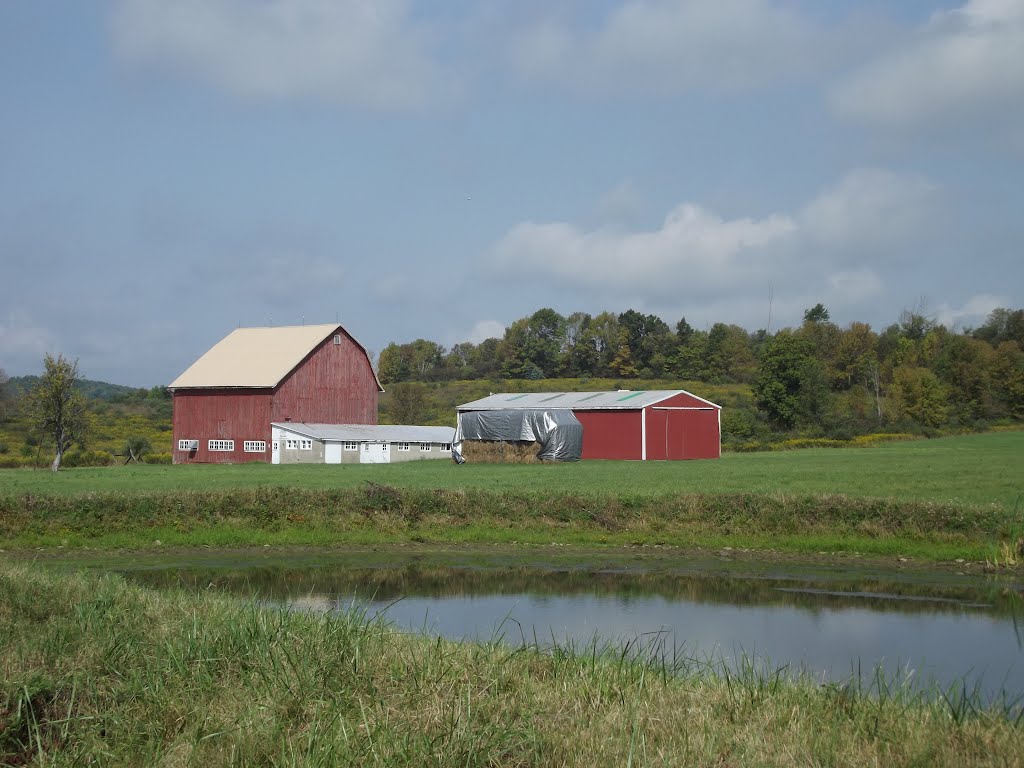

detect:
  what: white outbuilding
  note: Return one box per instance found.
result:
[270,423,455,465]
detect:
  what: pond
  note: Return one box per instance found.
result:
[84,547,1024,703]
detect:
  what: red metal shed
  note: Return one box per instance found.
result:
[456,390,721,460]
[169,324,383,464]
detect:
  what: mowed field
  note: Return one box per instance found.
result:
[1,431,1021,511]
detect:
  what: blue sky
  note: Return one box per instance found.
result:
[2,0,1022,386]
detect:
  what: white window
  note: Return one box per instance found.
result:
[396,442,410,451]
[244,441,267,453]
[300,439,312,450]
[419,443,431,451]
[272,441,279,451]
[209,440,234,452]
[333,334,342,345]
[177,439,197,451]
[286,439,298,450]
[441,443,451,451]
[343,442,359,451]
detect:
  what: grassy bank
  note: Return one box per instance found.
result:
[0,483,1014,561]
[1,563,1020,766]
[1,432,1020,561]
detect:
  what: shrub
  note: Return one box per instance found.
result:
[775,438,847,450]
[62,450,114,468]
[147,452,173,464]
[850,433,917,446]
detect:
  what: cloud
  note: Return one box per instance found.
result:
[798,168,937,251]
[935,293,1007,329]
[507,0,823,93]
[488,168,938,327]
[112,0,447,109]
[492,205,797,295]
[466,320,507,344]
[831,0,1024,129]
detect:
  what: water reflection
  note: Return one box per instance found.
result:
[114,551,1024,700]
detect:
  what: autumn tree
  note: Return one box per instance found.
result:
[887,366,949,428]
[27,354,90,471]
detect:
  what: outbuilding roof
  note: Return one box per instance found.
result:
[169,324,383,391]
[457,390,720,411]
[273,423,455,444]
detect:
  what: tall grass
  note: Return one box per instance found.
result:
[1,562,1021,766]
[0,484,1010,560]
[989,494,1024,569]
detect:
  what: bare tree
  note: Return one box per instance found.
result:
[27,355,90,471]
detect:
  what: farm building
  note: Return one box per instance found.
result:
[271,423,455,464]
[170,324,383,464]
[456,390,721,461]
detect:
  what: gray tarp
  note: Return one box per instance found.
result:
[452,409,583,463]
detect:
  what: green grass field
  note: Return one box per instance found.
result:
[2,431,1021,511]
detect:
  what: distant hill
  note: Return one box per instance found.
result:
[6,376,155,401]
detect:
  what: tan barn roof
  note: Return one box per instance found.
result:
[169,324,384,391]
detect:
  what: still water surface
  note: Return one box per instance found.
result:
[104,548,1024,700]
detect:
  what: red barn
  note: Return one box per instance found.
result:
[456,390,721,460]
[169,324,383,464]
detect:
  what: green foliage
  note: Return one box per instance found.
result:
[803,303,830,323]
[377,339,446,384]
[61,450,114,468]
[385,381,430,424]
[26,355,91,471]
[124,436,152,463]
[754,331,815,429]
[372,304,1023,441]
[972,307,1024,347]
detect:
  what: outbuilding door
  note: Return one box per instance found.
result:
[325,443,342,464]
[360,442,391,464]
[647,407,719,460]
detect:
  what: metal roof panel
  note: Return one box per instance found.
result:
[457,390,720,411]
[273,423,455,443]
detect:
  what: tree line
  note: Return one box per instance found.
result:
[378,305,1024,438]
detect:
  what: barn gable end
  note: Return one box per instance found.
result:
[170,324,381,464]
